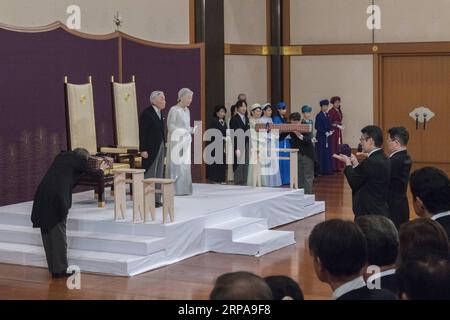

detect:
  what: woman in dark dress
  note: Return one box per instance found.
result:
[206,105,228,183]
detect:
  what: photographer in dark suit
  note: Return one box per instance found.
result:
[139,91,166,207]
[386,127,412,229]
[31,148,104,278]
[333,125,390,217]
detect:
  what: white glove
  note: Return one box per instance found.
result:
[311,137,318,143]
[337,125,345,130]
[325,131,334,137]
[191,125,198,134]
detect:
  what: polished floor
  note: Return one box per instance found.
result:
[0,173,415,300]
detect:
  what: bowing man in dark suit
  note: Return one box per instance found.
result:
[409,167,450,239]
[386,127,412,229]
[308,219,396,300]
[31,148,104,278]
[229,100,250,185]
[356,215,400,296]
[334,125,391,218]
[139,91,166,207]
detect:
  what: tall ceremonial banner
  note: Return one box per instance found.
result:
[0,22,204,205]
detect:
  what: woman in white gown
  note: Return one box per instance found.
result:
[166,88,195,195]
[247,103,262,186]
[259,103,282,187]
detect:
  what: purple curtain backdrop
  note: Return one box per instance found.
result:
[0,27,203,206]
[122,38,203,182]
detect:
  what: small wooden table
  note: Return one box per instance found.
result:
[113,168,145,223]
[143,178,176,223]
[257,148,299,189]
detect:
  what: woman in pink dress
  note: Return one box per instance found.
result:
[328,96,344,172]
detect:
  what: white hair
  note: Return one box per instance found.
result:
[150,91,164,104]
[177,88,193,101]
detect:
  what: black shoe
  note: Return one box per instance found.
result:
[155,201,163,208]
[52,270,75,279]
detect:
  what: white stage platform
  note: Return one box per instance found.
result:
[0,184,325,276]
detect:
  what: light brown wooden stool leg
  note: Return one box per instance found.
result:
[144,182,156,222]
[162,184,169,224]
[290,152,298,189]
[167,183,175,222]
[114,172,127,221]
[132,172,144,223]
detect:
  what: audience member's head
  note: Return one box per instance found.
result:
[399,218,449,262]
[308,219,367,286]
[355,215,399,268]
[409,167,450,217]
[264,275,304,300]
[210,271,273,300]
[360,125,383,151]
[397,251,450,300]
[387,126,409,155]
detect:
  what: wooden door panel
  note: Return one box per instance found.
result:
[382,55,450,174]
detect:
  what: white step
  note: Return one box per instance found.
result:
[0,242,166,276]
[206,217,268,240]
[0,211,166,238]
[0,224,165,256]
[208,230,295,257]
[303,194,316,206]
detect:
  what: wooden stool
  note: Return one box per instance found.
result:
[277,148,299,189]
[143,178,176,223]
[113,168,145,223]
[259,148,299,189]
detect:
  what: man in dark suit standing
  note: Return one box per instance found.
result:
[333,125,391,217]
[229,100,250,185]
[386,127,412,229]
[31,148,104,278]
[409,166,450,239]
[139,91,166,207]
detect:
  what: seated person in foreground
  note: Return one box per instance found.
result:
[409,166,450,239]
[308,219,396,300]
[210,271,273,300]
[264,275,304,300]
[397,251,450,300]
[355,215,399,295]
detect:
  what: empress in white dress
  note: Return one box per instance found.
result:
[166,105,194,195]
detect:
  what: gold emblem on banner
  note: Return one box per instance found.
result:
[80,95,87,105]
[124,93,131,103]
